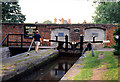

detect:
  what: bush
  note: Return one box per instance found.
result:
[113,24,120,55]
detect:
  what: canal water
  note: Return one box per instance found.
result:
[17,55,79,81]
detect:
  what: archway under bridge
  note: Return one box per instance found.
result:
[84,27,106,49]
[51,28,70,46]
[84,27,106,41]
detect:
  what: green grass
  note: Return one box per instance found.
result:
[73,51,118,80]
[103,68,118,80]
[74,69,93,80]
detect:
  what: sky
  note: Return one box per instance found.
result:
[19,0,96,24]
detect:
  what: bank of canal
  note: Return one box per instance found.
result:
[1,49,58,81]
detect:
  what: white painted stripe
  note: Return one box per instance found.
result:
[103,40,110,43]
[43,39,49,41]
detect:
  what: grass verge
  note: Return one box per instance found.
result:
[73,51,118,80]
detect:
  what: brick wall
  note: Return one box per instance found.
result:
[2,23,117,47]
[70,25,84,42]
[105,26,116,47]
[37,25,51,46]
[2,24,25,46]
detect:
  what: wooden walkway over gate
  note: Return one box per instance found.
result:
[0,33,104,56]
[49,35,103,55]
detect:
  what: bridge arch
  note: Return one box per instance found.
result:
[84,27,106,41]
[51,28,70,46]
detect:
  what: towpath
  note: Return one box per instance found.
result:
[60,48,117,81]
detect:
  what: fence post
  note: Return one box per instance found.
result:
[7,34,9,46]
[80,34,84,52]
[65,35,68,49]
[21,34,23,48]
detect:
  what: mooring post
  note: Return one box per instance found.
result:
[65,35,68,49]
[80,34,84,52]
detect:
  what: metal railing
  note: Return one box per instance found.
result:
[26,40,34,56]
[0,34,8,46]
[0,33,34,56]
[1,34,33,48]
[81,42,90,57]
[81,42,94,57]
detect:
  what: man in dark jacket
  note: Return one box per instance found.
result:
[32,30,42,53]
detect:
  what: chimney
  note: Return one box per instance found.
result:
[54,18,57,24]
[83,20,87,24]
[68,19,71,24]
[61,18,64,24]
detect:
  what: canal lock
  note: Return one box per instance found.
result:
[1,47,81,81]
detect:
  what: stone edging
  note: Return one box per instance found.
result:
[1,50,58,81]
[60,51,89,81]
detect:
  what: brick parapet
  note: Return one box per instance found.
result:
[1,23,117,47]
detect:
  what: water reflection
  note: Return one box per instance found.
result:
[39,56,78,81]
[50,62,73,79]
[19,56,79,81]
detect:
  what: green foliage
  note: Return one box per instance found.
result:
[42,20,53,24]
[113,24,120,55]
[93,2,120,24]
[2,2,26,23]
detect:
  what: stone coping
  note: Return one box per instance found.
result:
[60,51,89,81]
[0,49,58,81]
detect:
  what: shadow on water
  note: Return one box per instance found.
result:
[14,55,79,82]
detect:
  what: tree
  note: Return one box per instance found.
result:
[42,20,53,24]
[92,2,120,24]
[2,2,26,23]
[114,24,120,55]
